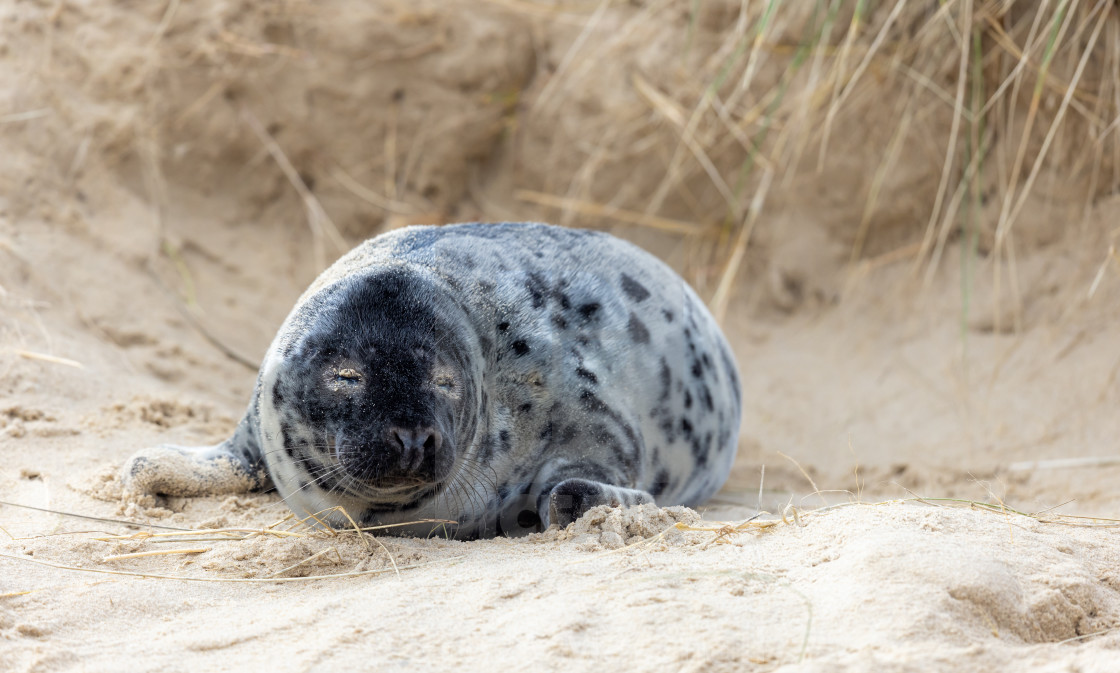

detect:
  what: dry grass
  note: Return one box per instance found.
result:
[12,350,84,369]
[512,0,1120,313]
[240,107,349,271]
[1,486,1116,603]
[0,501,459,586]
[13,0,1116,321]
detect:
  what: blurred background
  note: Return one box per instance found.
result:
[2,0,1119,516]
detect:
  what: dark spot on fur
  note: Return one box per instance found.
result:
[650,469,671,497]
[512,340,530,356]
[497,321,510,332]
[658,358,671,402]
[628,313,650,344]
[680,418,693,438]
[620,274,651,302]
[519,402,533,414]
[578,302,601,322]
[691,360,703,378]
[525,273,547,309]
[558,425,578,445]
[539,421,554,441]
[579,389,609,415]
[662,309,674,322]
[576,367,598,384]
[609,441,631,474]
[684,389,693,409]
[694,432,713,467]
[658,415,676,443]
[702,385,714,411]
[476,434,496,464]
[719,345,742,406]
[279,420,296,449]
[552,314,568,329]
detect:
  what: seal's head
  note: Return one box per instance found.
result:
[266,266,481,507]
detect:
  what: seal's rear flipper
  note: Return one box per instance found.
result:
[543,478,655,529]
[122,416,270,496]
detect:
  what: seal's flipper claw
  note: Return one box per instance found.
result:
[543,478,655,529]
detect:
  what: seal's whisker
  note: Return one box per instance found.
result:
[278,466,348,508]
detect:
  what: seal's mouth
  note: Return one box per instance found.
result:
[327,432,452,504]
[360,480,441,508]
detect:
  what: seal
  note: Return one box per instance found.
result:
[122,222,742,538]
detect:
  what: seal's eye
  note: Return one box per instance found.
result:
[336,368,362,383]
[431,368,460,399]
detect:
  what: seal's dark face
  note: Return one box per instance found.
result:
[277,269,477,506]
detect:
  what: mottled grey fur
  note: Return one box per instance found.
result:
[123,223,742,538]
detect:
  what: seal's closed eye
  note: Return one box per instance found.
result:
[429,363,461,399]
[326,365,364,391]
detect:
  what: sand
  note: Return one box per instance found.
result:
[2,1,1120,671]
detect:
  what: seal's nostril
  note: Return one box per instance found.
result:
[423,430,442,452]
[389,426,441,473]
[390,428,411,451]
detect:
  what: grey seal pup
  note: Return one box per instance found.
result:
[123,222,742,538]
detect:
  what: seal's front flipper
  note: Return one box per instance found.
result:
[122,416,269,497]
[543,478,655,529]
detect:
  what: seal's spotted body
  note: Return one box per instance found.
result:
[123,223,742,538]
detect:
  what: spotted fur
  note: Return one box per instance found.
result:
[122,223,742,538]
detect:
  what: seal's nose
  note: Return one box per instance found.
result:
[389,426,442,473]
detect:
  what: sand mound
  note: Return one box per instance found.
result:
[5,503,1117,672]
[538,503,702,550]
